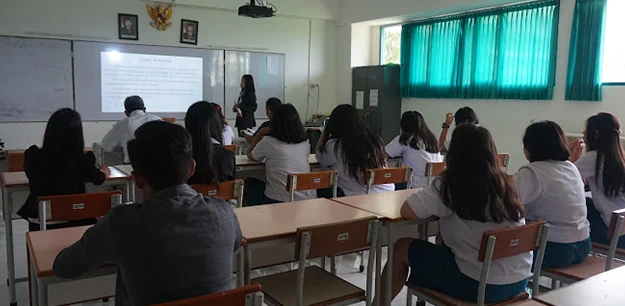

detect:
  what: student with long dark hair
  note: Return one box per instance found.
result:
[571,112,625,248]
[185,102,235,184]
[18,108,109,231]
[514,121,590,268]
[386,111,443,188]
[245,104,314,205]
[211,103,236,145]
[233,74,258,136]
[243,97,283,144]
[379,125,531,304]
[316,104,394,196]
[439,106,480,152]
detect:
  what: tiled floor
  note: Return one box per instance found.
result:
[0,219,411,306]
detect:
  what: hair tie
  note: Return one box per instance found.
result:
[615,129,622,135]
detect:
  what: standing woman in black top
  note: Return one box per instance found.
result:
[233,74,258,136]
[19,108,109,231]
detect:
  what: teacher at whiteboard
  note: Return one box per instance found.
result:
[233,74,258,136]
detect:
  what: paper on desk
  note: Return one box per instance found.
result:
[356,91,364,109]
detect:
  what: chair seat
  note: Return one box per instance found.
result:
[253,266,364,306]
[406,283,529,306]
[592,242,625,257]
[543,255,625,282]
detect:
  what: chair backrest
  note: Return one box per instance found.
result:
[37,191,123,230]
[366,167,413,194]
[162,117,176,123]
[151,283,263,306]
[286,170,338,201]
[476,220,549,305]
[225,144,241,155]
[294,217,379,306]
[190,180,245,208]
[424,162,446,185]
[7,150,25,172]
[605,208,625,270]
[498,153,510,171]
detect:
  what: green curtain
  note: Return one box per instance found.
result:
[565,0,606,101]
[400,0,559,99]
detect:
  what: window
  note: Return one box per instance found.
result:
[602,0,625,84]
[400,0,559,100]
[380,25,401,65]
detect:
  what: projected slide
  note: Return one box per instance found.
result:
[101,52,203,113]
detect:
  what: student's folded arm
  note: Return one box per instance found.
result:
[53,211,118,279]
[248,136,268,162]
[401,184,450,221]
[385,136,403,158]
[84,152,106,185]
[315,138,337,168]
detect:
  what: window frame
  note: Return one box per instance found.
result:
[379,24,402,65]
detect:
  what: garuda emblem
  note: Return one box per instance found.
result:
[147,4,173,31]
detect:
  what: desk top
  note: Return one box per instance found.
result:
[331,189,421,222]
[26,226,90,277]
[235,154,318,167]
[2,166,130,188]
[536,265,625,306]
[235,198,376,243]
[114,165,133,176]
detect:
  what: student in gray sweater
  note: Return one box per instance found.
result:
[53,121,242,306]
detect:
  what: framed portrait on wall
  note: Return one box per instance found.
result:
[119,13,139,40]
[180,19,199,45]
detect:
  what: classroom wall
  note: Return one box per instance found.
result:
[348,0,625,172]
[0,0,338,150]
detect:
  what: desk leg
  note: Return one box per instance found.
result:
[29,259,38,306]
[4,188,17,306]
[385,222,394,306]
[375,225,383,306]
[236,248,244,288]
[129,181,136,203]
[244,246,251,285]
[37,278,47,306]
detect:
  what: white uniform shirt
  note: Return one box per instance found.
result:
[101,110,162,163]
[575,150,625,225]
[316,139,395,196]
[407,179,532,285]
[385,135,444,188]
[252,136,315,202]
[514,161,590,243]
[222,125,235,146]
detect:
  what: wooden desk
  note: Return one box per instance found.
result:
[26,226,116,306]
[536,265,625,306]
[1,167,130,306]
[235,154,319,168]
[234,198,377,284]
[6,148,93,172]
[331,189,433,306]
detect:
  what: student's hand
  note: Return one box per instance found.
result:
[100,166,111,178]
[243,133,254,143]
[444,113,454,126]
[569,139,585,162]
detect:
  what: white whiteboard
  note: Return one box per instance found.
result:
[0,36,73,122]
[73,41,225,121]
[225,51,285,120]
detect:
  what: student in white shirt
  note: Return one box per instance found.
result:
[101,96,162,163]
[438,106,479,152]
[210,103,236,146]
[246,104,315,205]
[316,104,394,197]
[571,112,625,248]
[378,125,531,304]
[514,121,591,268]
[386,111,443,188]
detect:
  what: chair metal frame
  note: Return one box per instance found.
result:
[287,170,338,202]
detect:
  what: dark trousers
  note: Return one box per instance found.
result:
[244,178,281,206]
[586,197,625,248]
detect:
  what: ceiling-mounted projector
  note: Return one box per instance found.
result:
[239,0,276,18]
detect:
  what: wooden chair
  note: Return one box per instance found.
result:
[253,217,379,306]
[366,167,413,193]
[162,117,176,123]
[151,283,264,306]
[191,179,245,208]
[225,144,241,155]
[407,221,550,306]
[37,191,123,230]
[7,150,25,172]
[542,209,625,286]
[286,170,338,201]
[425,162,446,185]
